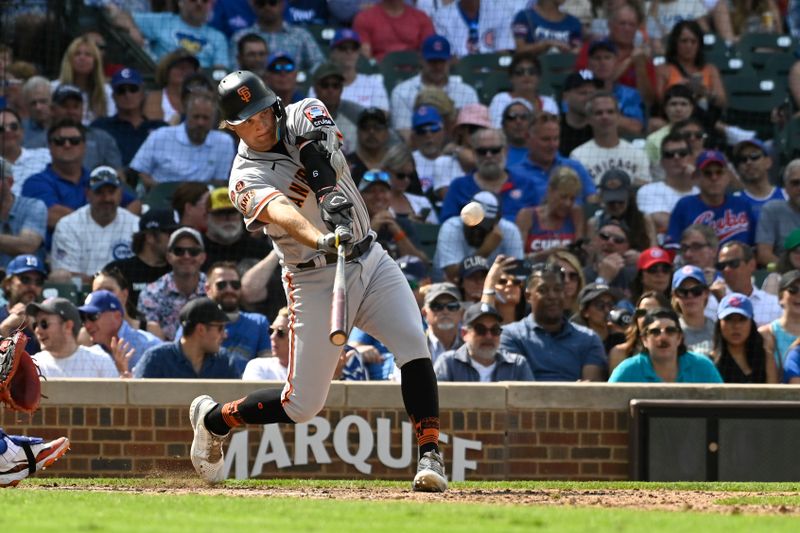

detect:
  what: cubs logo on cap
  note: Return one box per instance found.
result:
[717,292,754,320]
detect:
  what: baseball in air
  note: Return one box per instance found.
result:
[460,201,485,226]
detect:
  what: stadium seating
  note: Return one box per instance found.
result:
[379,50,421,93]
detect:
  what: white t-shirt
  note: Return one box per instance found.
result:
[636,181,699,215]
[432,154,465,193]
[33,345,119,378]
[51,205,140,276]
[10,148,51,195]
[405,192,439,224]
[488,91,559,128]
[412,150,438,194]
[309,73,390,112]
[242,356,288,381]
[469,358,496,382]
[570,139,652,185]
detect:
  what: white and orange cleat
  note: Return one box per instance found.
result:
[0,431,70,488]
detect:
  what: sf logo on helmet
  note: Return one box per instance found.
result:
[237,86,252,103]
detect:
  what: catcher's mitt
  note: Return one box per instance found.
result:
[0,330,41,414]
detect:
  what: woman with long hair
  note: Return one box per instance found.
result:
[608,290,671,371]
[671,265,715,357]
[516,166,584,261]
[630,247,673,303]
[571,283,620,354]
[547,249,585,316]
[714,293,777,383]
[54,35,112,124]
[143,49,200,125]
[759,270,800,378]
[656,20,727,109]
[381,144,437,224]
[587,169,656,252]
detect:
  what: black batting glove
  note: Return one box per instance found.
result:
[318,187,354,233]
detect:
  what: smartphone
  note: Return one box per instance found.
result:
[507,260,533,281]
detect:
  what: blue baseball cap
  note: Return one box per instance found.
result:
[5,254,46,277]
[331,28,360,49]
[589,39,618,56]
[267,51,295,68]
[111,67,143,88]
[421,35,451,61]
[733,138,768,158]
[696,149,727,170]
[412,105,443,130]
[718,293,754,320]
[358,169,391,192]
[89,166,121,190]
[671,265,707,289]
[79,289,123,315]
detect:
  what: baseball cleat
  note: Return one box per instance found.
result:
[412,450,448,492]
[189,395,227,483]
[0,434,70,488]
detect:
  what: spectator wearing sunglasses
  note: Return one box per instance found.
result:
[229,0,324,73]
[347,108,395,186]
[755,160,800,267]
[435,302,533,382]
[713,292,776,383]
[0,156,46,271]
[487,51,559,130]
[243,307,291,381]
[643,84,696,178]
[609,308,723,383]
[381,145,438,225]
[0,107,51,194]
[571,283,622,355]
[91,68,167,168]
[759,270,800,378]
[135,297,240,379]
[202,188,271,271]
[176,262,270,374]
[308,29,389,112]
[0,254,47,355]
[501,99,534,167]
[608,290,672,373]
[732,139,785,220]
[636,133,698,238]
[715,241,781,327]
[49,166,139,284]
[671,265,715,358]
[584,220,637,298]
[410,105,448,196]
[588,169,656,252]
[29,297,119,378]
[78,289,162,375]
[389,35,478,140]
[439,128,538,223]
[666,150,756,249]
[630,247,673,304]
[500,262,606,381]
[481,255,527,324]
[421,282,464,364]
[264,52,305,105]
[138,227,208,341]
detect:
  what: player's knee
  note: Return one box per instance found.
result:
[285,399,326,424]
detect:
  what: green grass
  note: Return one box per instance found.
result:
[6,479,799,532]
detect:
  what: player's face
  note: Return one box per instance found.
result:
[231,108,278,152]
[207,267,241,312]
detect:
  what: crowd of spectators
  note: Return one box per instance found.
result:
[2,0,800,385]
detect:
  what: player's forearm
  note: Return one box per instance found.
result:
[262,195,322,250]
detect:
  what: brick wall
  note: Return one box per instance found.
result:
[3,381,796,481]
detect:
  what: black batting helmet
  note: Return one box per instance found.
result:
[218,70,282,125]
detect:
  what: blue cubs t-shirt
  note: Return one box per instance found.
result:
[733,187,787,221]
[511,8,582,46]
[667,194,756,246]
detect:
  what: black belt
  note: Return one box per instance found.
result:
[296,235,373,270]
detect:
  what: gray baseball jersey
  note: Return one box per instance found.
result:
[228,98,371,270]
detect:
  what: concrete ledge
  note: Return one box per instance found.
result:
[38,380,800,410]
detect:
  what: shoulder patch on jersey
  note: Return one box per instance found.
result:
[303,104,335,128]
[235,180,246,192]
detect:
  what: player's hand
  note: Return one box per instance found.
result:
[319,188,354,233]
[316,228,352,253]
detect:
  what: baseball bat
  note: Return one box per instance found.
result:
[329,239,347,346]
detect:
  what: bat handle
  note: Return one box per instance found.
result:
[329,241,348,346]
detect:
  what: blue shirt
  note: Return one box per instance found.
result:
[439,173,540,223]
[667,193,756,246]
[609,351,724,383]
[511,8,582,46]
[21,164,136,212]
[210,0,255,38]
[130,124,236,184]
[506,145,529,168]
[133,13,230,68]
[782,346,800,383]
[733,187,787,221]
[507,153,596,205]
[613,84,645,124]
[348,327,396,380]
[134,341,241,379]
[120,320,163,371]
[499,315,607,381]
[0,195,47,268]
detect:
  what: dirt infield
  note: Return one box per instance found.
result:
[24,480,800,515]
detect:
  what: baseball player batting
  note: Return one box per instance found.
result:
[189,71,447,492]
